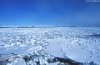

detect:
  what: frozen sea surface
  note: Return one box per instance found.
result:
[0,27,100,65]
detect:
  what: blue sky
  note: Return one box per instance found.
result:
[0,0,100,26]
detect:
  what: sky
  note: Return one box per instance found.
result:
[0,0,100,26]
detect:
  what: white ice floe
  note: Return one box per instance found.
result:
[0,27,100,65]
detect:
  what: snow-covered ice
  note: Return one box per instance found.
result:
[0,27,100,65]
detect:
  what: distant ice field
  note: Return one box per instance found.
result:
[0,27,100,65]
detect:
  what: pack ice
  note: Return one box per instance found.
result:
[0,27,100,65]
